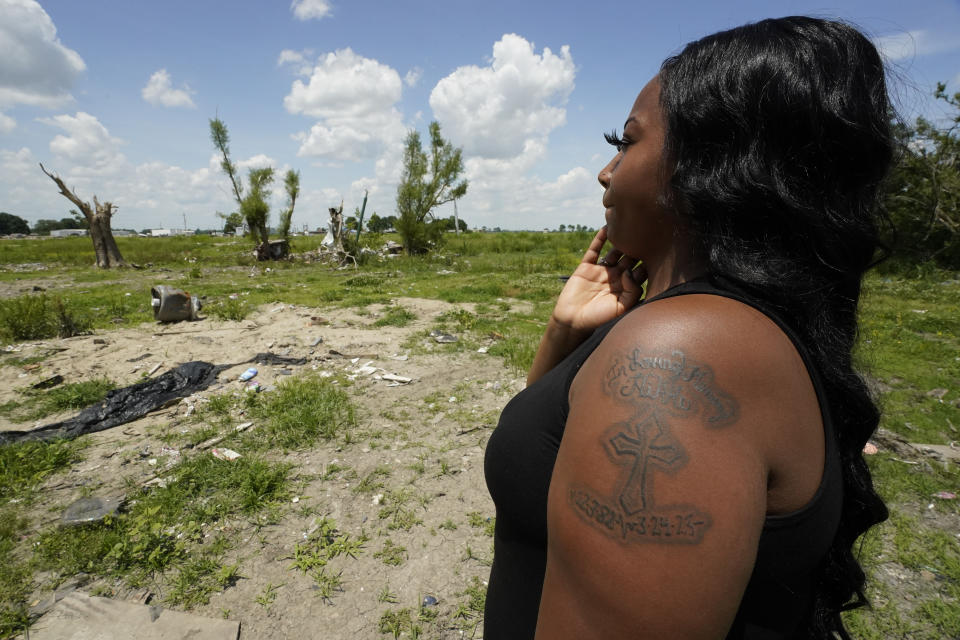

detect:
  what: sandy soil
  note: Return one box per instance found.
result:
[2,297,529,639]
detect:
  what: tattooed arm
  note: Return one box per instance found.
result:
[536,294,824,639]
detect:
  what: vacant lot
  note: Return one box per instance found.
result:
[0,233,958,639]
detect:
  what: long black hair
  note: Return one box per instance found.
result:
[658,16,892,638]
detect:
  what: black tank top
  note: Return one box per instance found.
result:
[483,276,842,639]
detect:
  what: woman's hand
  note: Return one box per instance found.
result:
[552,226,646,332]
[526,227,646,386]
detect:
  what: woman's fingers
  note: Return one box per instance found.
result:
[583,226,608,264]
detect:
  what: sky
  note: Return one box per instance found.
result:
[0,0,958,233]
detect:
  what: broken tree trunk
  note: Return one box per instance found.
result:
[329,201,345,256]
[39,163,129,268]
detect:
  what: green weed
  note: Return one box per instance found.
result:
[246,375,356,449]
[373,539,408,566]
[373,304,416,328]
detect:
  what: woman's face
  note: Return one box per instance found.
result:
[598,76,670,260]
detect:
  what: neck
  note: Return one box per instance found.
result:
[643,236,706,298]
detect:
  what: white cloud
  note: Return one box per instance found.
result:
[404,67,422,88]
[429,34,575,159]
[291,0,331,21]
[39,112,125,170]
[0,0,85,109]
[0,112,15,133]
[284,48,405,162]
[873,29,960,62]
[237,154,275,172]
[141,69,196,108]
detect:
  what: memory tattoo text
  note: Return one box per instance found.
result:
[568,348,739,545]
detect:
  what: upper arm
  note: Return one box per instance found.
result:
[536,297,779,639]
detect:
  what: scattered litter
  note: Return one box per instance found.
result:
[422,595,439,607]
[62,495,124,526]
[127,353,153,363]
[31,375,64,390]
[147,363,163,376]
[147,458,158,466]
[160,446,180,462]
[211,448,242,461]
[351,357,360,364]
[184,404,195,417]
[151,285,202,322]
[436,269,456,275]
[239,367,258,381]
[197,435,225,450]
[382,374,412,385]
[271,305,285,313]
[292,496,300,504]
[933,491,957,500]
[278,369,293,375]
[245,381,262,393]
[863,442,878,455]
[430,330,458,344]
[388,354,408,361]
[310,336,323,347]
[911,309,928,314]
[477,346,489,354]
[251,352,307,366]
[235,421,254,432]
[372,493,384,505]
[448,396,457,403]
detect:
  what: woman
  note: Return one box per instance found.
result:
[484,16,891,639]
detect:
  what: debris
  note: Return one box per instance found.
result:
[310,336,323,347]
[0,361,227,444]
[147,363,163,376]
[93,338,107,345]
[372,493,384,505]
[197,435,225,450]
[211,448,242,461]
[933,491,956,500]
[32,375,64,390]
[62,496,124,526]
[292,496,300,503]
[151,285,202,322]
[422,595,439,607]
[278,369,293,375]
[388,354,408,361]
[245,381,261,393]
[235,421,254,432]
[430,330,458,344]
[238,367,258,381]
[26,591,240,640]
[382,374,412,384]
[448,396,457,403]
[250,352,307,366]
[477,346,489,354]
[863,442,878,455]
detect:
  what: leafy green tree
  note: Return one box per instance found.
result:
[217,211,244,234]
[277,169,299,240]
[0,212,30,235]
[210,118,300,255]
[241,167,274,246]
[395,121,468,254]
[345,215,359,232]
[885,83,960,268]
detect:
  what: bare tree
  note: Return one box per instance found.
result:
[39,163,129,268]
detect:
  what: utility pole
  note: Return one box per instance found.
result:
[453,199,460,236]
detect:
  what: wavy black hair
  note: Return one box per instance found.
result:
[658,16,892,638]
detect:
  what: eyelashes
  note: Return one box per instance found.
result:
[604,129,632,152]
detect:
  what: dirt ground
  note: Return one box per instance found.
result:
[2,297,529,639]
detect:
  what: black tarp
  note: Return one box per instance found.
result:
[0,361,226,444]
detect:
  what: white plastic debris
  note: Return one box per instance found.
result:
[382,374,412,384]
[211,448,242,461]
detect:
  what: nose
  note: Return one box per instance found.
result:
[598,155,616,189]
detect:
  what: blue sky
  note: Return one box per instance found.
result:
[1,0,958,233]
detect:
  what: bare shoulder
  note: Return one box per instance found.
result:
[537,293,821,638]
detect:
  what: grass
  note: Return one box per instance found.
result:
[0,233,958,637]
[0,378,116,424]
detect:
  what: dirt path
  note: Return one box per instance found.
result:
[3,299,526,639]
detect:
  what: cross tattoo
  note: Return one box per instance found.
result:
[608,414,685,515]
